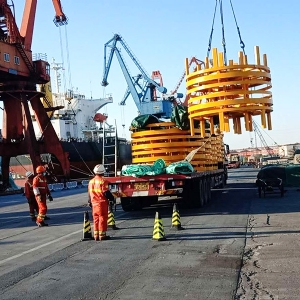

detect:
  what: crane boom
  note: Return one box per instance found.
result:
[20,0,67,51]
[52,0,68,26]
[252,120,273,156]
[102,34,182,118]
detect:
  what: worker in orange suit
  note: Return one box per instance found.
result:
[33,165,53,227]
[88,164,115,241]
[24,171,39,221]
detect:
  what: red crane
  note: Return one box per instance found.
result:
[0,0,70,190]
[170,57,204,106]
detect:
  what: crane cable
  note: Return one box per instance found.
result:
[120,105,126,138]
[219,0,227,65]
[229,0,246,55]
[206,0,246,64]
[64,25,72,89]
[58,27,67,93]
[206,0,218,58]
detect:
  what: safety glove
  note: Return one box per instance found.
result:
[48,195,54,201]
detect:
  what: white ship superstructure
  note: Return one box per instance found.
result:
[32,59,113,140]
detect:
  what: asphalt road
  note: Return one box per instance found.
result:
[0,167,299,300]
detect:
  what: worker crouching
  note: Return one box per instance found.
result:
[88,164,115,241]
[24,171,39,221]
[33,165,53,227]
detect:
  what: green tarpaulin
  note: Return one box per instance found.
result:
[257,165,300,187]
[130,114,160,130]
[166,160,194,174]
[121,159,194,177]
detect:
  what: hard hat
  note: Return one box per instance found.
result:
[25,171,34,178]
[93,164,105,175]
[36,165,46,174]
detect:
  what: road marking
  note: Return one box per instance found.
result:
[0,210,129,266]
[0,229,82,266]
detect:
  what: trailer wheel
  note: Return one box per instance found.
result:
[220,174,226,188]
[207,178,212,203]
[280,185,284,197]
[120,197,134,211]
[199,180,204,207]
[258,186,262,198]
[203,179,208,204]
[183,180,201,208]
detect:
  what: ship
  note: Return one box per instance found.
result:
[8,60,132,185]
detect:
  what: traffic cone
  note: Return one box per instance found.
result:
[107,204,119,230]
[152,211,166,241]
[81,211,93,241]
[171,203,184,230]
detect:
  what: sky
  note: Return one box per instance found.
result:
[3,0,300,150]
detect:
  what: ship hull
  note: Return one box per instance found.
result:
[10,139,132,183]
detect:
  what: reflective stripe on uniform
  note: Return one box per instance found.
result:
[89,188,106,192]
[33,187,40,195]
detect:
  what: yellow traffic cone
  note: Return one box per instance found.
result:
[107,204,119,230]
[81,211,93,241]
[171,203,184,230]
[152,211,166,241]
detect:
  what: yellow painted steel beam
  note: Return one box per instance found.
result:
[131,122,225,168]
[185,46,273,136]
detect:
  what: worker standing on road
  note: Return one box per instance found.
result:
[88,164,115,241]
[24,171,39,221]
[33,165,53,227]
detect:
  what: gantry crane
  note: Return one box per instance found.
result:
[101,34,182,118]
[0,0,70,190]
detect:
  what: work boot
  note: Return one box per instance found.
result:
[99,235,111,241]
[44,216,50,220]
[36,221,49,227]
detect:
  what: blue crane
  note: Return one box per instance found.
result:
[101,34,181,118]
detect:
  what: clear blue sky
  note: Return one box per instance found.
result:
[6,0,300,150]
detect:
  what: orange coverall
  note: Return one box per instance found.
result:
[24,178,39,219]
[33,174,50,223]
[88,175,110,239]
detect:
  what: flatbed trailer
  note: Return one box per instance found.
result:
[106,168,227,211]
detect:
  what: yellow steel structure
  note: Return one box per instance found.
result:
[185,46,272,136]
[131,122,225,172]
[38,81,54,117]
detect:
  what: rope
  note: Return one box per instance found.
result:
[14,156,29,171]
[71,142,94,175]
[229,0,246,54]
[51,161,94,177]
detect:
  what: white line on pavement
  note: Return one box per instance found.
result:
[0,229,82,266]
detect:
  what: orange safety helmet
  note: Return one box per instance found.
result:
[36,165,46,174]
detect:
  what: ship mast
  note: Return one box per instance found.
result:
[51,58,64,94]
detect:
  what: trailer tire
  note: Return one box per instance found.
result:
[199,180,204,207]
[121,197,134,211]
[203,179,208,204]
[183,180,200,208]
[207,178,212,202]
